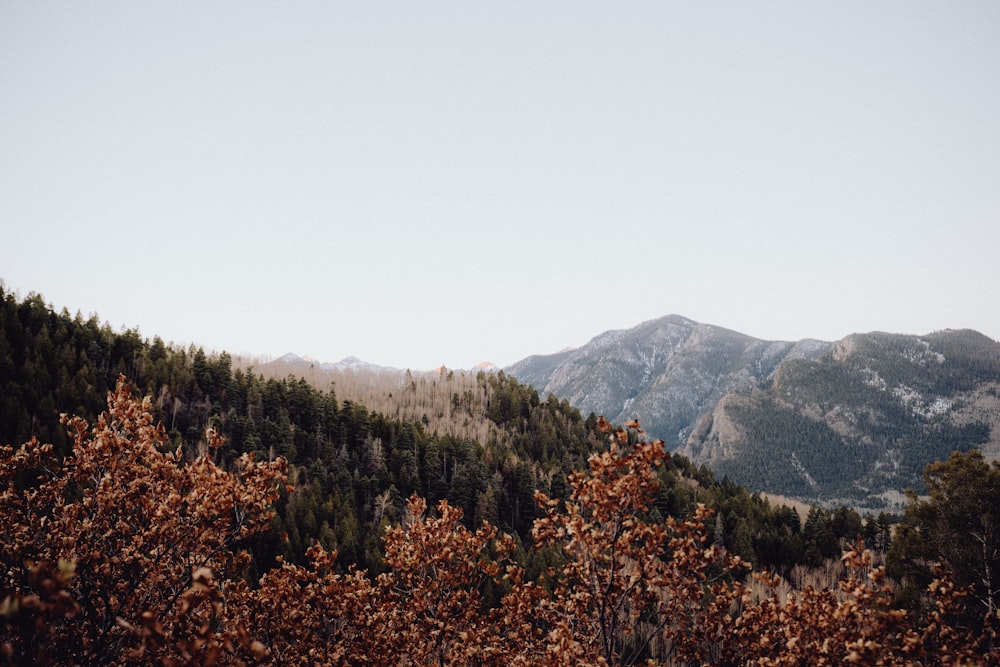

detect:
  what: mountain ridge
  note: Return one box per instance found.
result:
[506,314,835,444]
[267,352,498,376]
[505,315,1000,511]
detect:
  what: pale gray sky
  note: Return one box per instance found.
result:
[2,2,998,370]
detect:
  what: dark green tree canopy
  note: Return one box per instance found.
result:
[890,450,1000,622]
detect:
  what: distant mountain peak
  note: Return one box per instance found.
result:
[265,353,400,375]
[267,353,503,375]
[472,361,499,372]
[323,356,400,374]
[505,315,811,445]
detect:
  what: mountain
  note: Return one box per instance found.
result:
[268,352,403,375]
[680,329,1000,510]
[507,316,1000,511]
[471,361,500,373]
[506,315,832,445]
[262,353,499,376]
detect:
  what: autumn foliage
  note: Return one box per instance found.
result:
[2,379,999,665]
[0,378,287,664]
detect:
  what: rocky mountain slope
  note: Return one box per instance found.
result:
[507,317,1000,511]
[506,315,832,445]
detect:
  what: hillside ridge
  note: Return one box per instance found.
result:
[506,316,1000,510]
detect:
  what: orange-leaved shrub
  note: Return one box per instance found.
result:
[527,417,746,665]
[3,380,999,665]
[1,377,287,665]
[720,543,994,666]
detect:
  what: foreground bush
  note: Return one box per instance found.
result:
[3,380,998,665]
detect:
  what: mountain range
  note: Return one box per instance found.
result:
[272,352,403,375]
[255,315,999,512]
[506,315,1000,511]
[6,282,997,521]
[267,353,500,377]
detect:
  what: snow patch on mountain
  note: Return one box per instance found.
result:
[322,356,401,374]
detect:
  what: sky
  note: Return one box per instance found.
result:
[2,2,999,371]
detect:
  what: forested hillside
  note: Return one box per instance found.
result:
[4,287,1000,663]
[1,286,860,576]
[683,330,1000,510]
[233,353,555,459]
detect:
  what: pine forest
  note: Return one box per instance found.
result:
[2,286,999,665]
